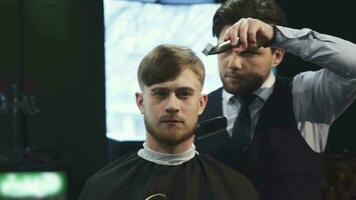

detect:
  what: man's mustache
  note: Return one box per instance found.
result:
[224,70,245,79]
[160,115,185,123]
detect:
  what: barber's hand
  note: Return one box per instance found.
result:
[222,18,274,50]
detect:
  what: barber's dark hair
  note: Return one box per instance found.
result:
[213,0,286,37]
[137,44,205,90]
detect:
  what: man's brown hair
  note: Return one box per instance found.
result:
[213,0,286,38]
[137,44,205,90]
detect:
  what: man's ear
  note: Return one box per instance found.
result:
[135,92,144,114]
[271,48,285,67]
[198,94,208,115]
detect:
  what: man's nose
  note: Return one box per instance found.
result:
[165,94,180,113]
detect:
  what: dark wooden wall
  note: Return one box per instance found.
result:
[0,0,106,199]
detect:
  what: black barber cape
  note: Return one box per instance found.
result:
[79,151,259,200]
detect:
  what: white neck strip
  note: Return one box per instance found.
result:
[137,142,197,166]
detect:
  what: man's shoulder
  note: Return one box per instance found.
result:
[79,151,144,200]
[207,87,224,97]
[89,151,141,182]
[197,154,260,199]
[197,154,247,179]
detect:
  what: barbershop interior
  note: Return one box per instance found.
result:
[0,0,355,199]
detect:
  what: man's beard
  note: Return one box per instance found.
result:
[144,116,196,146]
[222,72,265,96]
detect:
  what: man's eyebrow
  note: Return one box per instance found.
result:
[176,87,195,92]
[149,86,196,92]
[243,48,259,53]
[150,87,169,91]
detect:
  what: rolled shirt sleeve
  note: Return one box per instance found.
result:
[272,26,356,152]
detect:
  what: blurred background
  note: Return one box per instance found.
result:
[0,0,355,199]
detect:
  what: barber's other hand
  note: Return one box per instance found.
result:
[223,18,274,50]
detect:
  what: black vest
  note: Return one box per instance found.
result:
[196,77,325,200]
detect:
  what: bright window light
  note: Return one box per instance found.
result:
[104,0,220,141]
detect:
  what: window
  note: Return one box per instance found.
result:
[104,0,220,141]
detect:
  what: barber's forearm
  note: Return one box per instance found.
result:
[272,26,356,81]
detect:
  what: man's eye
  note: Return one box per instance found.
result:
[153,91,167,97]
[177,91,192,98]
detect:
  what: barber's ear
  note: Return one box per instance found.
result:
[198,94,208,115]
[135,92,144,114]
[271,48,285,67]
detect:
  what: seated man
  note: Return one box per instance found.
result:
[79,44,259,200]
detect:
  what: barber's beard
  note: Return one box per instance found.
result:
[222,72,265,96]
[144,116,196,146]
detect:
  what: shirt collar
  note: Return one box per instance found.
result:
[137,142,197,166]
[222,71,276,102]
